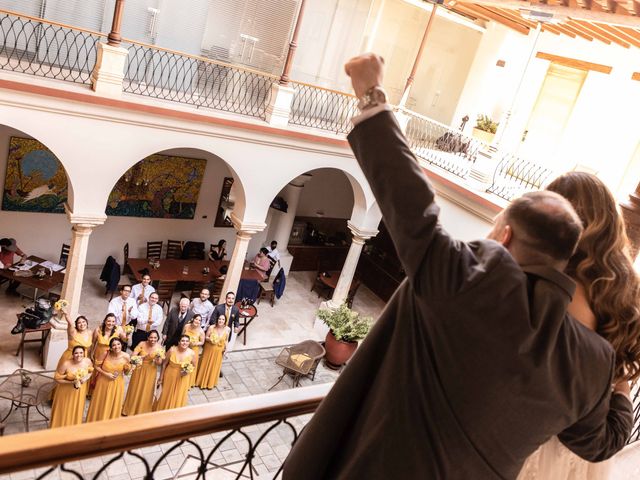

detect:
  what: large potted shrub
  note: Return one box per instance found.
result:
[472,114,498,144]
[318,303,372,369]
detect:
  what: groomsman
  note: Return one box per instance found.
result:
[131,274,156,305]
[163,298,194,349]
[107,285,138,326]
[133,292,164,349]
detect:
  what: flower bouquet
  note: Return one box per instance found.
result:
[154,347,166,360]
[54,299,69,311]
[180,362,194,376]
[123,325,135,336]
[130,355,143,367]
[74,368,88,389]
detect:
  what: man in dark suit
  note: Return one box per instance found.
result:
[283,54,633,479]
[212,291,240,334]
[163,297,194,349]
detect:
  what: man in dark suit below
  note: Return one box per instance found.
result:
[163,297,194,349]
[283,54,633,479]
[211,291,240,378]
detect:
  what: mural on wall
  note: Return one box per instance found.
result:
[2,136,68,214]
[106,154,206,219]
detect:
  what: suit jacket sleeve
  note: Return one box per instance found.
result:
[347,111,476,298]
[232,306,240,329]
[162,310,174,336]
[558,364,634,461]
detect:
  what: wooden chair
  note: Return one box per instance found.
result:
[346,278,362,308]
[210,277,225,305]
[59,243,70,267]
[180,281,207,300]
[122,243,132,275]
[146,241,163,260]
[269,340,326,390]
[166,240,183,259]
[258,282,275,307]
[182,241,205,260]
[155,280,177,312]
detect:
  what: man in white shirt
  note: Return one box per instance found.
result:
[266,240,281,269]
[133,292,164,349]
[107,285,138,326]
[190,288,214,328]
[131,274,156,305]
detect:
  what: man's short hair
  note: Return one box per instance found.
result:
[120,284,132,292]
[504,191,583,262]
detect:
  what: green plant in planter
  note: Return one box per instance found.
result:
[475,114,498,134]
[318,303,373,343]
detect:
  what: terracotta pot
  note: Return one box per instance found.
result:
[324,331,357,369]
[472,127,495,145]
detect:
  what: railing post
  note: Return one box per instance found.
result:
[265,0,307,127]
[107,0,126,47]
[91,0,129,96]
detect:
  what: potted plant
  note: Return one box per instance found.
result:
[318,303,372,369]
[472,114,498,144]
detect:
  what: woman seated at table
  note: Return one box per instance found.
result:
[86,337,131,422]
[155,335,196,411]
[208,240,227,261]
[183,315,205,388]
[50,346,93,428]
[122,329,164,416]
[195,314,229,389]
[52,311,93,370]
[250,248,271,280]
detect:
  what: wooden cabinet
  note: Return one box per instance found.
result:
[288,245,349,272]
[356,254,405,302]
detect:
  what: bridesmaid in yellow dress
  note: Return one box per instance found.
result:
[182,314,204,387]
[50,346,93,428]
[122,329,164,416]
[89,314,126,393]
[86,337,131,422]
[55,313,93,369]
[196,315,229,389]
[154,335,195,411]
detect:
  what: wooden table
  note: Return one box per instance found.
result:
[235,302,258,346]
[127,258,224,282]
[0,256,65,300]
[14,318,51,368]
[318,270,340,289]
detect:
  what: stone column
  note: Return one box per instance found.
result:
[327,221,377,309]
[44,211,106,370]
[221,213,266,298]
[268,173,313,276]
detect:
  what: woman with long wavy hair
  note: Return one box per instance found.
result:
[518,171,640,479]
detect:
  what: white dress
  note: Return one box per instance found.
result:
[518,436,612,480]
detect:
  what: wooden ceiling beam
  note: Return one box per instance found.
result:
[458,3,531,33]
[574,18,632,44]
[617,25,640,39]
[598,22,640,45]
[566,19,613,41]
[449,4,493,22]
[550,22,579,36]
[559,21,596,38]
[494,7,539,28]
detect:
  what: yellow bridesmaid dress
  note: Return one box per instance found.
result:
[50,365,93,428]
[122,344,161,416]
[195,330,227,389]
[93,328,120,364]
[155,350,194,411]
[56,332,93,370]
[185,329,201,388]
[86,355,130,422]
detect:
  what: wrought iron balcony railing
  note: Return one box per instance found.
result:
[289,81,359,134]
[487,151,556,201]
[123,42,276,120]
[0,9,101,85]
[0,383,331,479]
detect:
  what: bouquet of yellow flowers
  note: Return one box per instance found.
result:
[180,362,194,376]
[54,299,69,311]
[130,355,143,367]
[123,325,135,335]
[73,368,88,389]
[154,347,166,360]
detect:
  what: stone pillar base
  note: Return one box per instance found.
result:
[91,42,129,97]
[43,328,68,370]
[265,83,295,127]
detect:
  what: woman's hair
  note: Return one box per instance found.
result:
[75,315,88,329]
[217,239,226,248]
[547,172,640,382]
[109,337,123,349]
[190,314,202,324]
[260,247,269,255]
[101,314,117,337]
[179,334,190,343]
[148,329,160,340]
[72,345,86,355]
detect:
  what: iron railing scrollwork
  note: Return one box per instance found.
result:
[123,43,275,120]
[487,152,555,201]
[289,81,359,134]
[630,383,640,444]
[399,108,485,179]
[0,11,100,85]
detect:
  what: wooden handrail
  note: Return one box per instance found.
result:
[288,79,357,98]
[0,383,331,475]
[0,8,107,38]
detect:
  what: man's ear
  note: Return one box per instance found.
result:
[499,225,513,247]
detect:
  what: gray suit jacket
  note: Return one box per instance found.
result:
[283,111,633,479]
[163,307,194,348]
